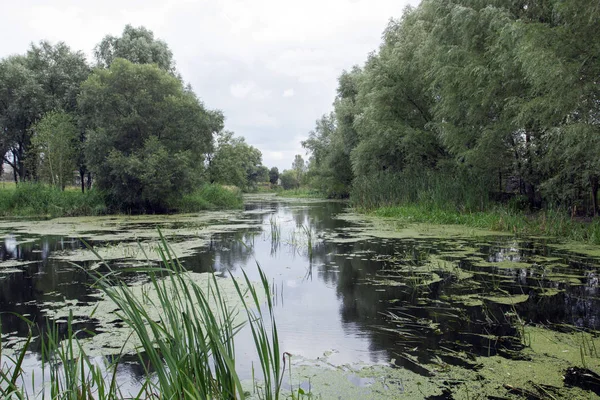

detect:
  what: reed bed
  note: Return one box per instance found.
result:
[0,232,285,399]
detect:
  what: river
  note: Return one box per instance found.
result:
[1,194,599,398]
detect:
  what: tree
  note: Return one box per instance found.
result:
[0,41,89,183]
[94,25,175,73]
[207,131,264,191]
[280,169,298,190]
[79,59,220,212]
[296,0,600,211]
[269,167,279,185]
[256,165,269,183]
[291,154,306,184]
[302,112,353,197]
[30,111,78,189]
[0,56,42,182]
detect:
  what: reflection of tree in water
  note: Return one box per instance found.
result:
[181,229,260,274]
[260,200,346,232]
[0,235,100,353]
[325,234,600,368]
[331,242,417,359]
[0,236,95,336]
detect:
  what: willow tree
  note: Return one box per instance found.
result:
[94,25,175,73]
[517,0,600,214]
[0,41,89,182]
[30,111,78,189]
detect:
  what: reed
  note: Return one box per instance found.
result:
[0,182,106,218]
[0,231,287,399]
[177,184,244,211]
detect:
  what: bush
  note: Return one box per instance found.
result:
[279,170,298,190]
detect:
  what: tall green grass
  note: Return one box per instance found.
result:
[0,183,107,218]
[177,184,243,212]
[0,182,243,217]
[351,169,491,212]
[0,233,285,399]
[367,203,600,244]
[351,170,600,244]
[276,187,324,199]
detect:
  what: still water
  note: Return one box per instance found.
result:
[1,195,599,397]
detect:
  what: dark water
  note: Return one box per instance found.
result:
[1,196,600,393]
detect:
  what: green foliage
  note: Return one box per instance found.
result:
[351,167,492,212]
[0,41,89,182]
[207,131,264,191]
[177,184,243,212]
[94,24,175,73]
[256,165,270,183]
[0,182,106,217]
[30,110,79,189]
[79,58,221,212]
[291,154,306,184]
[301,0,600,219]
[279,170,299,190]
[368,203,600,246]
[276,187,323,199]
[269,167,280,185]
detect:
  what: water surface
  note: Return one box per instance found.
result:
[1,195,599,398]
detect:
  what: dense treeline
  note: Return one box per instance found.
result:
[0,25,268,213]
[303,0,600,216]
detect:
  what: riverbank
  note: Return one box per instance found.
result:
[363,203,600,245]
[275,187,324,198]
[0,183,243,218]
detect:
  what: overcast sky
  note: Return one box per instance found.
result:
[1,0,420,170]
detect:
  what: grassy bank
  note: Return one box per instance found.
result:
[365,203,600,245]
[0,182,107,217]
[176,184,243,212]
[275,187,324,198]
[0,183,243,218]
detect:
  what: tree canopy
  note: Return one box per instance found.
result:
[302,0,600,214]
[94,25,175,73]
[78,58,222,211]
[207,131,264,191]
[0,41,89,182]
[0,25,274,214]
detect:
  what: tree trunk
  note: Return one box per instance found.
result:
[80,169,85,193]
[523,131,540,209]
[498,170,502,192]
[86,172,92,190]
[591,175,599,216]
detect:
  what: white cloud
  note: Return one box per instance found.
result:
[230,81,271,100]
[230,82,254,99]
[242,112,279,128]
[267,151,284,160]
[283,89,294,97]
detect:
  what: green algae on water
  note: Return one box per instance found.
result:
[41,272,262,357]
